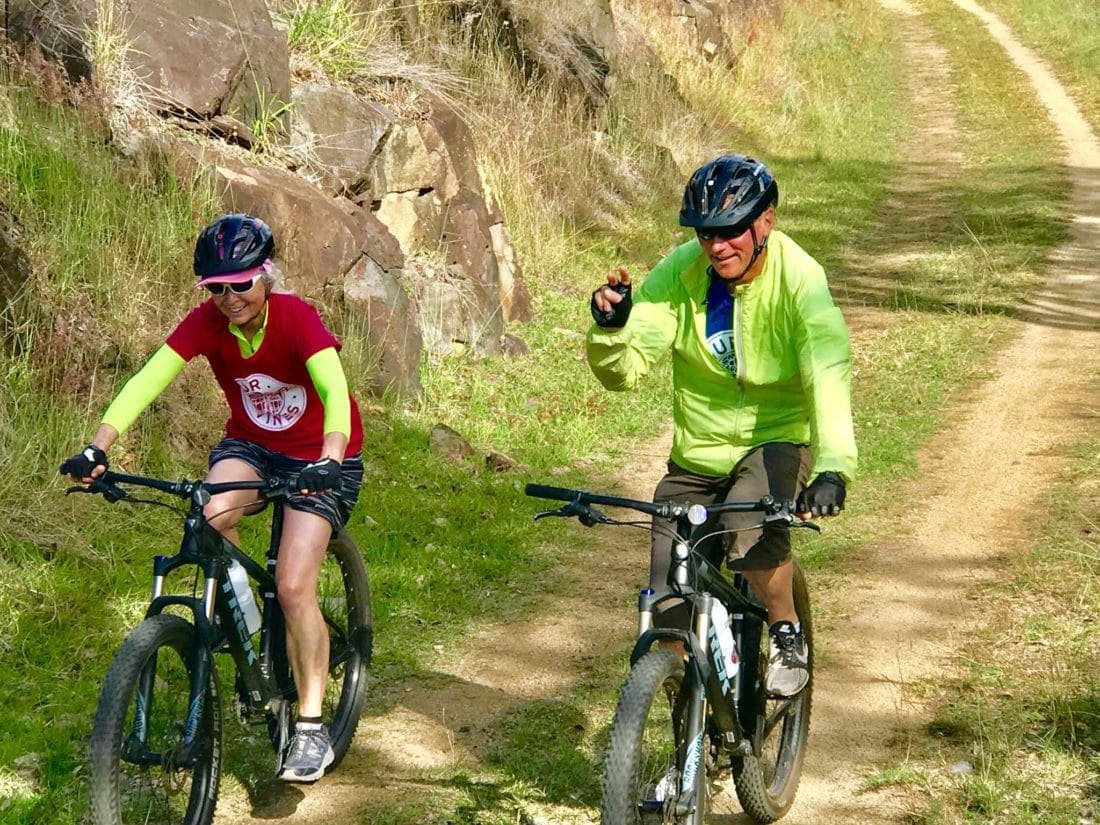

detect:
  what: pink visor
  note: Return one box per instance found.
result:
[195,258,272,288]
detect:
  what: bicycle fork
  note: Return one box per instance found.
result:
[672,600,712,823]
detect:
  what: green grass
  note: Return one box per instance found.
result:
[0,0,1085,821]
[890,435,1100,824]
[968,0,1100,136]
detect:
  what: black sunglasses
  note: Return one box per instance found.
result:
[696,224,751,242]
[204,278,256,296]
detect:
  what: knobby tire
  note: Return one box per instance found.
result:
[89,613,221,825]
[601,649,689,824]
[729,563,813,822]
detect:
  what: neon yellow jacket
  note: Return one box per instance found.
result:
[587,231,857,482]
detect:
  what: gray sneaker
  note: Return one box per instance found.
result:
[765,621,809,697]
[279,724,334,783]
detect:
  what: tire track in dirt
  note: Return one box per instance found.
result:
[789,1,1100,822]
[215,2,1099,822]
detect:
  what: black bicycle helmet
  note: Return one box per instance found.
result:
[679,154,778,230]
[193,214,275,278]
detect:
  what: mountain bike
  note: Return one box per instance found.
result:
[525,483,818,824]
[68,470,373,825]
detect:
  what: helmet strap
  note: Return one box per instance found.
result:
[729,225,769,284]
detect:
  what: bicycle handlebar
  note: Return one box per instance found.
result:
[69,470,300,505]
[524,482,794,521]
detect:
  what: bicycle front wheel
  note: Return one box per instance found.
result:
[89,614,221,825]
[601,648,695,824]
[316,528,373,763]
[731,564,813,822]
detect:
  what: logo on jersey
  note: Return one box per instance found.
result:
[706,331,737,376]
[235,374,306,431]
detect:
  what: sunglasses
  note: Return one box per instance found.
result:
[696,224,752,242]
[204,278,256,296]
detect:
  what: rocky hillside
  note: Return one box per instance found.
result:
[3,0,745,398]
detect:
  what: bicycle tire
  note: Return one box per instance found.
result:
[88,614,221,825]
[730,563,813,823]
[601,649,693,824]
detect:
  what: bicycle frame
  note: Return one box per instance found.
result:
[525,483,813,821]
[626,518,771,817]
[126,484,293,769]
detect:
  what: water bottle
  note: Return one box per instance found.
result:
[708,599,738,693]
[227,558,262,635]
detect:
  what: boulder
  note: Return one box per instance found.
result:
[342,256,423,398]
[9,0,291,127]
[652,0,729,62]
[429,423,474,461]
[438,187,503,354]
[366,120,448,199]
[290,83,395,196]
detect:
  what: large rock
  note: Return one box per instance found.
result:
[9,0,290,126]
[342,256,423,398]
[652,0,728,62]
[367,120,449,199]
[438,187,503,354]
[290,83,395,196]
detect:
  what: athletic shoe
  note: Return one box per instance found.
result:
[765,621,809,697]
[279,723,334,782]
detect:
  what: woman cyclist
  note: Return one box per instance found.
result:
[61,213,365,782]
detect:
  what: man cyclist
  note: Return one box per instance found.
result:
[61,214,364,781]
[587,154,856,696]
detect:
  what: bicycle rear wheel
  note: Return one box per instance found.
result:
[89,614,221,825]
[601,649,694,824]
[730,564,813,822]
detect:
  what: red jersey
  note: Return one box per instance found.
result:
[166,292,364,460]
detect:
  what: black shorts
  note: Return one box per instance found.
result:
[648,443,812,626]
[208,438,364,532]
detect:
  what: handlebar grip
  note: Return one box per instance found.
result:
[524,483,580,502]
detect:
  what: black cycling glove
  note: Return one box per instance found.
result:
[298,458,343,494]
[590,282,632,328]
[60,444,108,479]
[796,471,846,517]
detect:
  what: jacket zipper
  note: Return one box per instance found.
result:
[732,291,746,440]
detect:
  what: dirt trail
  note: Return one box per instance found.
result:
[217,1,1100,822]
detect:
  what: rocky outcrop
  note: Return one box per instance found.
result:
[8,0,290,126]
[289,83,395,197]
[652,0,729,62]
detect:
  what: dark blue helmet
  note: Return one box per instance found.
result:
[193,214,275,277]
[679,154,778,231]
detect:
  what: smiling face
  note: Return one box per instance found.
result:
[697,207,776,283]
[209,277,268,335]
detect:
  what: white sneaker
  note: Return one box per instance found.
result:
[764,621,809,697]
[279,723,334,782]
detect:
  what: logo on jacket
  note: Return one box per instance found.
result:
[235,374,306,431]
[706,331,737,377]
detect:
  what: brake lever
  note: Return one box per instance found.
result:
[533,501,613,527]
[762,511,822,532]
[66,479,130,504]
